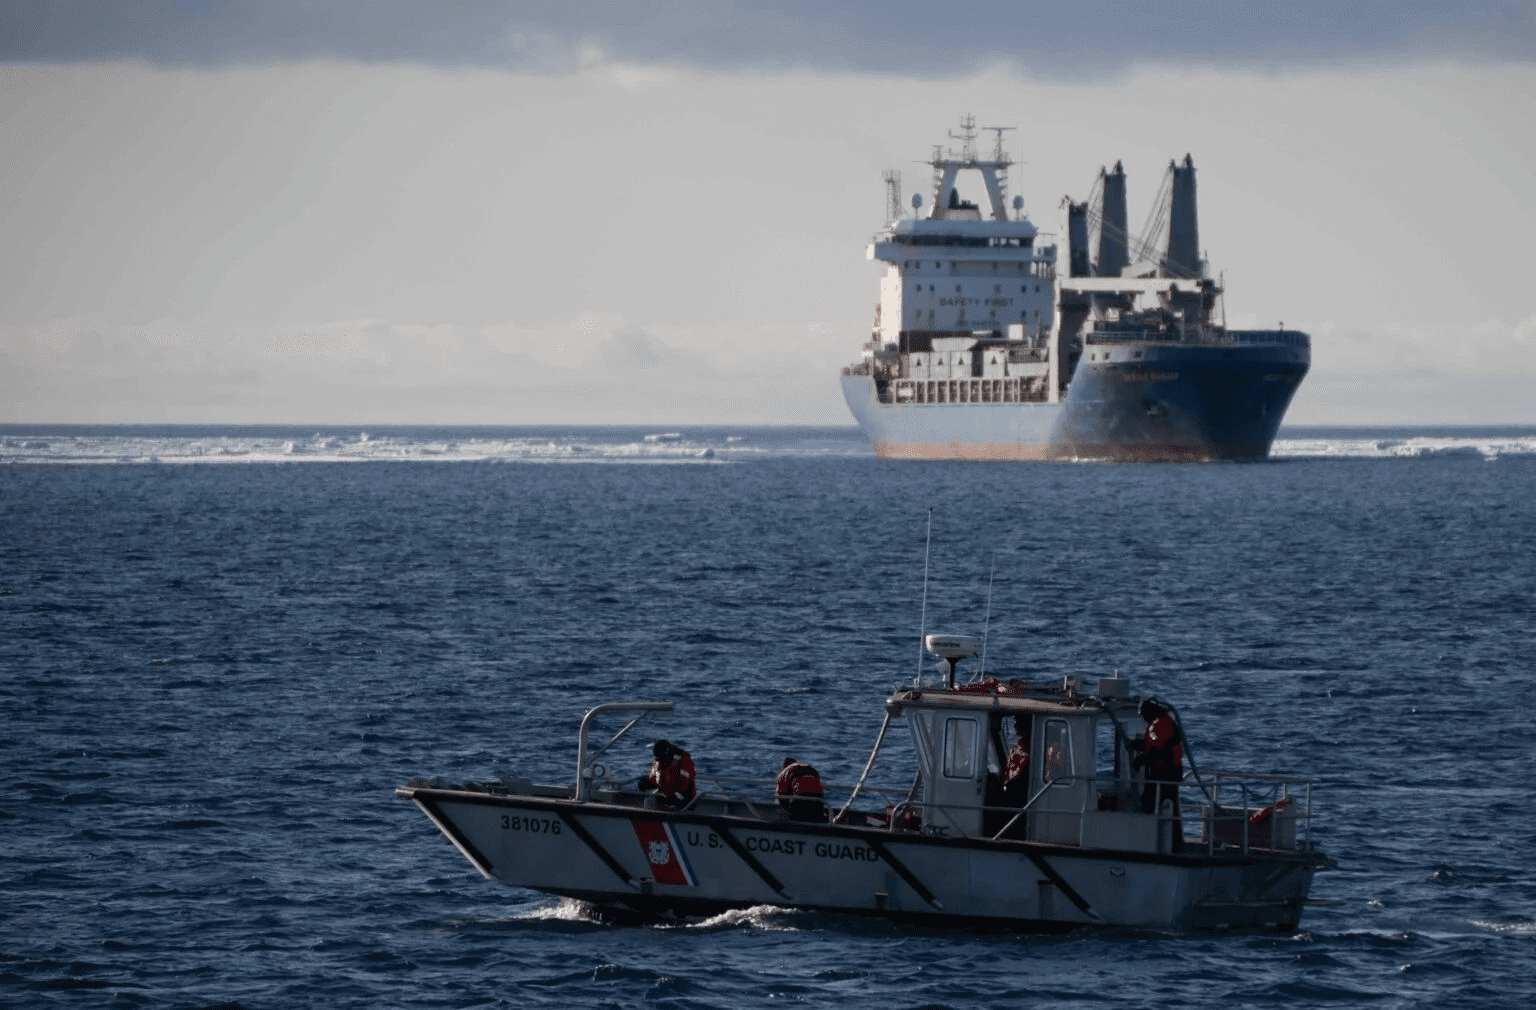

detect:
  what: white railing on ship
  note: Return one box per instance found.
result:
[1088,329,1310,348]
[881,377,1047,405]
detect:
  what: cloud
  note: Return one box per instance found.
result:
[1280,315,1536,424]
[0,314,855,424]
[1309,315,1536,377]
[3,1,1532,79]
[3,52,1533,425]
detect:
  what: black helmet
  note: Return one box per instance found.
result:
[652,739,674,760]
[1139,699,1165,721]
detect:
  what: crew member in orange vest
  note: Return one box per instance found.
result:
[775,757,828,822]
[1130,699,1185,848]
[638,739,696,810]
[1001,714,1032,806]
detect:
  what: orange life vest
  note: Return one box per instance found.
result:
[649,750,696,809]
[775,761,824,799]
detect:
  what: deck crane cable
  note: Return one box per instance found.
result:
[1130,164,1176,272]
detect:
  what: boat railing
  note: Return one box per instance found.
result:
[882,376,1049,406]
[1086,328,1310,349]
[902,773,1315,853]
[588,767,922,827]
[849,771,1314,854]
[696,774,916,822]
[575,701,675,802]
[1195,770,1316,855]
[584,762,1315,855]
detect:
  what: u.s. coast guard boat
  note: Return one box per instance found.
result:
[398,637,1333,932]
[841,117,1310,460]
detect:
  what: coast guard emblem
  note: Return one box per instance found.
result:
[630,820,698,886]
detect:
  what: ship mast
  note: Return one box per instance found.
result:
[927,114,1014,221]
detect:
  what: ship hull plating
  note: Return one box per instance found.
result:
[1055,341,1307,461]
[843,341,1308,462]
[841,374,1059,460]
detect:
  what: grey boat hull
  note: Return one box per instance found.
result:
[401,787,1325,933]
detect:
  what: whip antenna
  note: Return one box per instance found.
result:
[916,509,932,685]
[980,550,997,677]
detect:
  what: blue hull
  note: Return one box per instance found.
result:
[842,339,1308,462]
[1054,342,1308,461]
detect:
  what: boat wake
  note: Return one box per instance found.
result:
[686,905,805,932]
[515,898,612,924]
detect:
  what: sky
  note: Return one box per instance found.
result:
[2,1,1534,425]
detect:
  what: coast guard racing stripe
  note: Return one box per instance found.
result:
[630,820,698,886]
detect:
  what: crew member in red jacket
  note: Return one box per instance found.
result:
[1001,714,1032,806]
[1130,699,1184,829]
[776,757,828,822]
[638,739,696,810]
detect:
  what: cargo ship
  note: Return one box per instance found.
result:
[840,118,1309,461]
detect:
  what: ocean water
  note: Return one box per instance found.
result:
[3,424,1534,1009]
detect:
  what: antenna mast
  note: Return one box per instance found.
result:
[883,170,902,224]
[948,113,978,161]
[980,551,997,677]
[916,510,932,685]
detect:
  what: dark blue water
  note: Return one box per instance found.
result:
[4,427,1535,1008]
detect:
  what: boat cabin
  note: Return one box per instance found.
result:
[890,672,1167,850]
[883,635,1300,855]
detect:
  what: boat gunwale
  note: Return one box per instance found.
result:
[396,785,1335,870]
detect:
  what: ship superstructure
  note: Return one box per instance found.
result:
[842,118,1310,461]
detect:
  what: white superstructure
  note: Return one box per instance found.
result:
[867,115,1056,355]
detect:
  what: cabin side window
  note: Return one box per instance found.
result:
[1096,716,1121,780]
[1094,714,1138,812]
[1043,719,1072,783]
[942,718,978,779]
